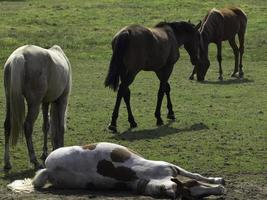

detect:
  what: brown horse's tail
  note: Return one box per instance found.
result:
[9,55,26,146]
[104,30,129,91]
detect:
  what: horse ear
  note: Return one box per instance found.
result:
[195,20,202,30]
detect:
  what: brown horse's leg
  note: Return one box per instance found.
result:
[123,87,137,129]
[189,66,197,80]
[238,32,245,78]
[108,84,124,132]
[24,103,42,170]
[4,96,11,170]
[216,42,223,80]
[166,82,175,120]
[155,82,165,126]
[228,38,239,77]
[40,103,49,162]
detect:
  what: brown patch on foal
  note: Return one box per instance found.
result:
[110,147,131,162]
[97,159,138,181]
[82,143,97,150]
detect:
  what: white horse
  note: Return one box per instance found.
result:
[3,45,72,170]
[8,142,225,199]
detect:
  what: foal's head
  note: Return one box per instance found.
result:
[169,21,201,66]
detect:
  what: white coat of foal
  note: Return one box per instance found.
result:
[8,142,225,199]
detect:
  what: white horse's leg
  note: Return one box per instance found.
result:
[24,102,42,170]
[189,183,225,198]
[50,91,68,150]
[173,165,224,184]
[40,103,50,162]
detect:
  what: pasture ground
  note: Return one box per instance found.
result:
[0,0,266,199]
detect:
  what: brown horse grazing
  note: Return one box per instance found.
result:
[3,45,72,170]
[189,7,247,81]
[105,21,201,132]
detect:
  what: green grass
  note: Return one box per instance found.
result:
[0,0,266,199]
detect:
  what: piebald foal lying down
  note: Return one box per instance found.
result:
[8,142,225,199]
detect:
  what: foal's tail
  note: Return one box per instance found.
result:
[9,55,26,145]
[104,30,129,91]
[7,169,49,193]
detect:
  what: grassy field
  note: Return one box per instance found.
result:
[0,0,266,199]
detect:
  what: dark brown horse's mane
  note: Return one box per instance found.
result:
[155,21,196,34]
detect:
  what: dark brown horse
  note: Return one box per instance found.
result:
[105,21,201,132]
[190,7,247,81]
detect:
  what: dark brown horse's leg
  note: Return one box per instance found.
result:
[166,82,175,120]
[24,103,42,170]
[4,96,11,170]
[216,42,223,80]
[189,66,197,80]
[40,103,49,162]
[155,82,165,126]
[238,32,245,78]
[228,38,239,77]
[123,87,137,129]
[108,84,124,132]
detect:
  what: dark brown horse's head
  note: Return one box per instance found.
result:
[168,21,201,66]
[196,34,210,81]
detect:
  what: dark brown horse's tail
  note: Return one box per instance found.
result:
[104,30,129,91]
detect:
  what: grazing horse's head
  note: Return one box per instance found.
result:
[169,21,201,66]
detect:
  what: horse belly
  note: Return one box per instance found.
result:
[222,16,240,40]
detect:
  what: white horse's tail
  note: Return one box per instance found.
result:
[7,169,49,193]
[9,54,26,145]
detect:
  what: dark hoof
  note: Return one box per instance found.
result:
[34,163,44,171]
[4,163,12,171]
[231,72,238,78]
[167,113,175,120]
[156,119,164,126]
[221,179,226,186]
[108,124,117,133]
[218,76,223,81]
[238,73,244,79]
[189,76,194,80]
[130,121,137,129]
[40,153,48,161]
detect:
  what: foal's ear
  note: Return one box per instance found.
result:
[195,20,202,30]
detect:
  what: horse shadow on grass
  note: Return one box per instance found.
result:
[203,78,254,85]
[112,121,209,141]
[2,168,35,182]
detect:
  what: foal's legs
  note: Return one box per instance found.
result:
[40,103,49,162]
[228,38,239,77]
[216,42,223,80]
[24,102,42,169]
[189,66,197,80]
[166,82,175,120]
[123,87,137,129]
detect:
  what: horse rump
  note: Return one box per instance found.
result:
[104,30,129,91]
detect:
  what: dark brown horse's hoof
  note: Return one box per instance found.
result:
[130,121,137,129]
[3,163,12,171]
[108,124,117,133]
[40,153,48,161]
[167,113,175,120]
[218,76,223,81]
[156,119,164,126]
[34,163,44,171]
[189,76,194,80]
[231,72,238,78]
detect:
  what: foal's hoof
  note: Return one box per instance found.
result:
[156,119,164,126]
[214,177,226,185]
[130,121,138,129]
[231,72,238,78]
[108,124,117,133]
[4,163,12,171]
[167,113,176,120]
